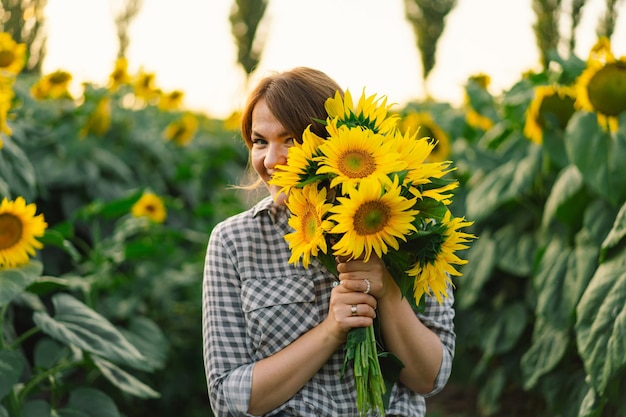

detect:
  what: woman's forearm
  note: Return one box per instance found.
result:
[247,319,343,415]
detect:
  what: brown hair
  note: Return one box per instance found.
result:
[240,67,344,149]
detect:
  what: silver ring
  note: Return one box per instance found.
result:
[351,305,358,316]
[363,279,371,294]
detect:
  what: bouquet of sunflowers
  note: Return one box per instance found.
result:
[270,90,476,416]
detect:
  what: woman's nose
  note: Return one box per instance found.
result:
[264,143,288,169]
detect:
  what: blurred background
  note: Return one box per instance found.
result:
[1,1,626,417]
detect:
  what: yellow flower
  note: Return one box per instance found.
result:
[325,89,399,135]
[163,113,198,146]
[158,90,185,111]
[223,110,242,131]
[466,109,494,131]
[401,112,450,162]
[284,185,334,268]
[524,84,577,144]
[109,57,131,90]
[0,197,48,269]
[271,126,325,196]
[392,128,457,203]
[0,75,15,137]
[329,177,418,262]
[131,192,166,224]
[0,32,26,75]
[575,37,626,132]
[407,210,475,304]
[30,70,73,100]
[133,69,160,103]
[81,96,111,137]
[316,123,406,193]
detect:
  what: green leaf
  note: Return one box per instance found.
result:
[466,145,540,222]
[493,225,535,277]
[481,302,527,356]
[575,248,626,395]
[565,112,626,206]
[542,165,586,229]
[0,261,43,307]
[119,317,169,371]
[534,237,572,329]
[0,406,6,417]
[0,350,25,400]
[32,293,149,370]
[19,400,51,417]
[91,357,159,399]
[521,320,569,389]
[455,230,496,309]
[59,387,120,417]
[600,201,626,261]
[577,386,605,417]
[0,135,37,200]
[34,338,70,370]
[478,367,506,416]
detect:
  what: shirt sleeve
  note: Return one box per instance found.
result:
[202,222,254,417]
[418,288,456,398]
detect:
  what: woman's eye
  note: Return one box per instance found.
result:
[251,138,267,146]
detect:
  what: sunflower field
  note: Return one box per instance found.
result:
[1,26,626,417]
[0,33,249,417]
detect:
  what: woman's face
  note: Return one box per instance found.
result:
[250,98,295,206]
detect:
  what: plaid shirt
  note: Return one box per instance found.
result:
[202,196,455,417]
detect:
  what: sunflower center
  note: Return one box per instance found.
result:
[49,72,71,85]
[539,94,576,129]
[0,213,23,249]
[302,208,320,240]
[0,50,16,68]
[339,150,376,178]
[587,62,626,116]
[353,201,389,235]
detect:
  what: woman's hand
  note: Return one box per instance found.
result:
[336,254,399,301]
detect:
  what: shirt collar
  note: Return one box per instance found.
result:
[251,195,288,224]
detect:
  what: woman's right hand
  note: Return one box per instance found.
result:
[323,279,378,343]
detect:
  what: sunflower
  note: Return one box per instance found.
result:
[223,110,242,131]
[407,210,475,304]
[284,185,334,268]
[0,33,26,75]
[524,84,577,144]
[159,90,185,111]
[133,69,160,103]
[131,192,167,224]
[81,96,111,137]
[270,126,325,196]
[325,89,399,135]
[401,112,450,162]
[163,113,198,146]
[329,177,418,262]
[575,37,626,132]
[0,75,15,138]
[464,73,495,131]
[316,123,407,193]
[0,197,48,269]
[109,57,131,90]
[30,70,73,100]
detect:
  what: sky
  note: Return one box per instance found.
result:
[43,0,626,118]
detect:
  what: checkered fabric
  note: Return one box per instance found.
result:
[202,196,456,417]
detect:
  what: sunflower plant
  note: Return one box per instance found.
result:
[270,90,476,416]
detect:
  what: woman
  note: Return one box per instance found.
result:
[202,67,455,417]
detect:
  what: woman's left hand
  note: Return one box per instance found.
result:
[336,254,391,300]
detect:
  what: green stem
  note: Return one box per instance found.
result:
[9,327,41,350]
[17,359,82,405]
[0,303,8,349]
